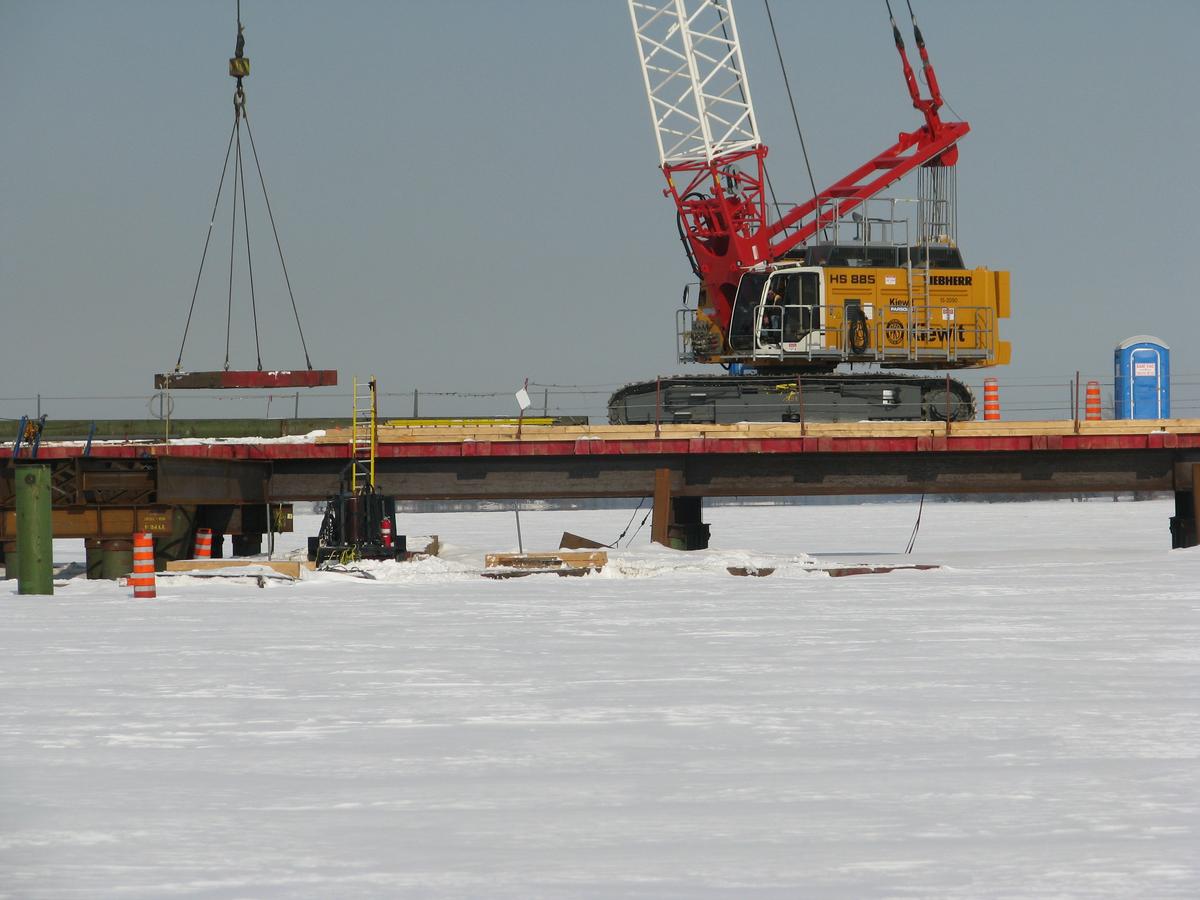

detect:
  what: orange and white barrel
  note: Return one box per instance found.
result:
[192,527,213,559]
[131,532,156,599]
[1085,380,1102,421]
[983,378,1001,421]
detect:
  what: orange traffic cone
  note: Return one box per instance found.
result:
[192,527,213,559]
[983,378,1001,421]
[1085,381,1102,421]
[131,532,156,599]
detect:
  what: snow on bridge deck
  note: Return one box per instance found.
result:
[16,419,1200,461]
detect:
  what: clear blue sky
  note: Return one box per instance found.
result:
[2,1,1198,419]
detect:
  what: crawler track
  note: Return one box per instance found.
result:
[608,373,975,425]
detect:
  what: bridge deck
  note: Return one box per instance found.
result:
[15,419,1200,461]
[5,419,1200,549]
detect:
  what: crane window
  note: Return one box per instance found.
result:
[768,272,821,341]
[729,272,768,351]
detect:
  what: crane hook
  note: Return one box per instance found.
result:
[229,7,250,83]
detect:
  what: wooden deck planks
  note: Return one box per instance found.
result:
[314,419,1200,445]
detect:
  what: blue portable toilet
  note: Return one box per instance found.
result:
[1114,335,1170,419]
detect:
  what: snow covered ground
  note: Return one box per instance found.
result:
[1,498,1197,898]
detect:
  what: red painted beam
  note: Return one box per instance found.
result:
[16,430,1200,461]
[153,370,338,390]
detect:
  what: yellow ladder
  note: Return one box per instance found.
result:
[906,261,932,362]
[350,376,377,492]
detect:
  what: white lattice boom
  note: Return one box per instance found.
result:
[628,0,761,166]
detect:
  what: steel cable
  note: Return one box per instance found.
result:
[904,492,925,553]
[763,0,820,213]
[236,124,263,370]
[609,496,648,548]
[225,117,241,370]
[625,506,655,547]
[242,114,313,369]
[175,120,238,371]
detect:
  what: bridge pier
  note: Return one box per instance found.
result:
[1170,463,1200,549]
[6,421,1200,555]
[85,539,104,579]
[100,540,133,580]
[153,507,196,571]
[651,468,710,551]
[232,533,263,556]
[192,503,283,558]
[1,541,15,580]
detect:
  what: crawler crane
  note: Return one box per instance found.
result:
[614,0,1010,423]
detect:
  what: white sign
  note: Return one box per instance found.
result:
[1134,362,1156,377]
[884,275,896,286]
[863,303,874,319]
[515,388,531,411]
[941,307,955,321]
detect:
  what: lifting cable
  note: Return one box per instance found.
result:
[904,0,964,121]
[236,95,262,372]
[173,0,313,374]
[762,0,820,220]
[175,123,237,371]
[713,2,784,226]
[609,496,649,548]
[625,505,654,547]
[242,109,313,370]
[226,88,252,370]
[904,492,925,554]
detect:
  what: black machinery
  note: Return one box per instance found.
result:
[307,377,407,566]
[307,480,406,566]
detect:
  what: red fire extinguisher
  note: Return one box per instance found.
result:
[380,516,393,550]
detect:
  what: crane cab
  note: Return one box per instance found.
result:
[691,255,1010,371]
[728,267,824,355]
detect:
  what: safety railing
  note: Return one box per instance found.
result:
[770,195,950,258]
[5,374,1200,426]
[677,302,998,366]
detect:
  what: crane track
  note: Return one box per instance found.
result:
[608,373,976,425]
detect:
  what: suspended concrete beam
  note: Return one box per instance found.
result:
[154,370,337,390]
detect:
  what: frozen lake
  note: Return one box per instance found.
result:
[2,498,1198,898]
